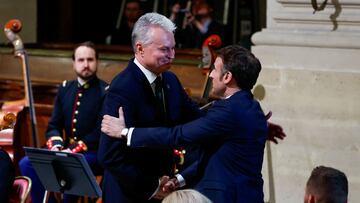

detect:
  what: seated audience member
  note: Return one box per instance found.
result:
[162,189,212,203]
[171,1,227,48]
[19,41,107,203]
[108,0,143,45]
[0,148,15,203]
[304,165,348,203]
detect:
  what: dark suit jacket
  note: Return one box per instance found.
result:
[98,59,202,202]
[131,90,268,203]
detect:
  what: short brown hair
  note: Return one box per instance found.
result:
[306,166,348,203]
[217,45,261,91]
[72,41,98,61]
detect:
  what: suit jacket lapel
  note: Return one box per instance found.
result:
[128,59,157,103]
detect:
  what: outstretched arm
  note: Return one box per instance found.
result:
[102,108,287,145]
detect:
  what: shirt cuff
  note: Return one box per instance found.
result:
[149,179,161,200]
[126,127,135,146]
[175,174,186,188]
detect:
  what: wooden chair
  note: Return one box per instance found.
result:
[9,176,32,203]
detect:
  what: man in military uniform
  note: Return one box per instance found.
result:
[19,41,108,203]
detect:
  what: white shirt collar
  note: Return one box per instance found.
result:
[77,77,87,86]
[134,58,158,84]
[224,90,240,99]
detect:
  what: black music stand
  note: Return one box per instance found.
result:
[24,147,102,202]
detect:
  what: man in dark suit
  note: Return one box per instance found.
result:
[97,13,203,203]
[102,45,268,203]
[19,41,107,203]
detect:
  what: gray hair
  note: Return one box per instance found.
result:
[131,12,176,51]
[162,189,212,203]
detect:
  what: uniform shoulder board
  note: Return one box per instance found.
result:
[62,80,67,87]
[105,85,109,91]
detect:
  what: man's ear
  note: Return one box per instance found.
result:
[135,42,143,56]
[223,71,233,84]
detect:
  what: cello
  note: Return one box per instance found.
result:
[199,34,222,110]
[1,19,39,165]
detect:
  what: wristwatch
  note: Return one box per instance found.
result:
[121,128,129,138]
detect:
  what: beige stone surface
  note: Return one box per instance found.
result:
[254,54,360,203]
[254,1,360,202]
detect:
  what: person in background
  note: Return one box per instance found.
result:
[19,41,108,203]
[162,189,212,203]
[108,0,143,46]
[304,165,348,203]
[170,1,227,48]
[0,148,15,203]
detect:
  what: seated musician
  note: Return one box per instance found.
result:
[19,41,108,203]
[170,1,229,48]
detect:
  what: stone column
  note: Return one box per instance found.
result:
[252,0,360,202]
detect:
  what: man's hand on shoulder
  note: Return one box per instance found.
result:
[266,111,286,144]
[101,106,127,138]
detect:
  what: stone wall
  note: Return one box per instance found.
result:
[252,0,360,202]
[0,0,37,44]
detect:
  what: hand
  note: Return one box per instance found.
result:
[266,111,286,144]
[162,178,178,193]
[50,146,61,151]
[101,107,126,138]
[153,176,172,200]
[61,148,72,153]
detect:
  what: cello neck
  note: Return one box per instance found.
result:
[4,19,39,147]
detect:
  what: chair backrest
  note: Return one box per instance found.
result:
[9,176,32,203]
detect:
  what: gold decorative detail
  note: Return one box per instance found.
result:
[0,112,16,130]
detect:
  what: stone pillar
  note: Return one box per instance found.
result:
[252,0,360,202]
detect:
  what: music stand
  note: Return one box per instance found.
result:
[23,147,102,202]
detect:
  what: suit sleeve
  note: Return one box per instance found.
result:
[79,87,107,150]
[80,105,104,150]
[46,86,65,140]
[97,88,159,199]
[131,102,233,148]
